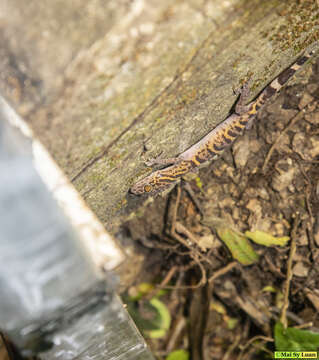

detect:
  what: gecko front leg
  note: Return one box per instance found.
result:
[234,81,253,115]
[234,82,259,130]
[145,155,181,167]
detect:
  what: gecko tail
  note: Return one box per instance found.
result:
[261,48,315,101]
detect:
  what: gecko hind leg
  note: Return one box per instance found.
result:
[245,115,257,130]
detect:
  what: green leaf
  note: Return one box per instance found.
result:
[166,349,189,360]
[226,317,239,330]
[125,297,171,339]
[262,285,277,293]
[217,227,259,265]
[128,282,155,301]
[275,322,319,352]
[146,298,171,339]
[195,176,203,190]
[245,230,290,247]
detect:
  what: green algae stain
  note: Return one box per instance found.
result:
[267,0,319,52]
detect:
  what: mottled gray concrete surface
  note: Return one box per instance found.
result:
[0,0,318,231]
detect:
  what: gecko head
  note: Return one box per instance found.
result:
[130,173,160,195]
[130,171,172,195]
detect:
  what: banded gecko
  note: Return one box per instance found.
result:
[130,49,315,195]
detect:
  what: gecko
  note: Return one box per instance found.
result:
[130,48,315,195]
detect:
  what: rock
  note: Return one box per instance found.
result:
[292,133,319,161]
[292,261,309,277]
[233,134,251,168]
[272,158,297,193]
[305,110,319,125]
[298,92,314,109]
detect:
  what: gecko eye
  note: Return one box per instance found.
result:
[144,184,152,193]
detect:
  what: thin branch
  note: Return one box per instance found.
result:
[280,214,299,327]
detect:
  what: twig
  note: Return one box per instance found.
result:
[175,222,213,265]
[280,214,299,327]
[297,160,317,256]
[171,184,182,235]
[264,254,286,279]
[222,334,241,360]
[209,261,238,283]
[172,226,211,265]
[270,306,319,332]
[175,222,200,245]
[244,343,273,360]
[139,236,179,250]
[237,335,274,360]
[160,266,178,287]
[183,181,204,215]
[157,257,206,289]
[166,182,214,289]
[169,185,213,266]
[293,322,314,329]
[166,316,187,353]
[145,267,179,297]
